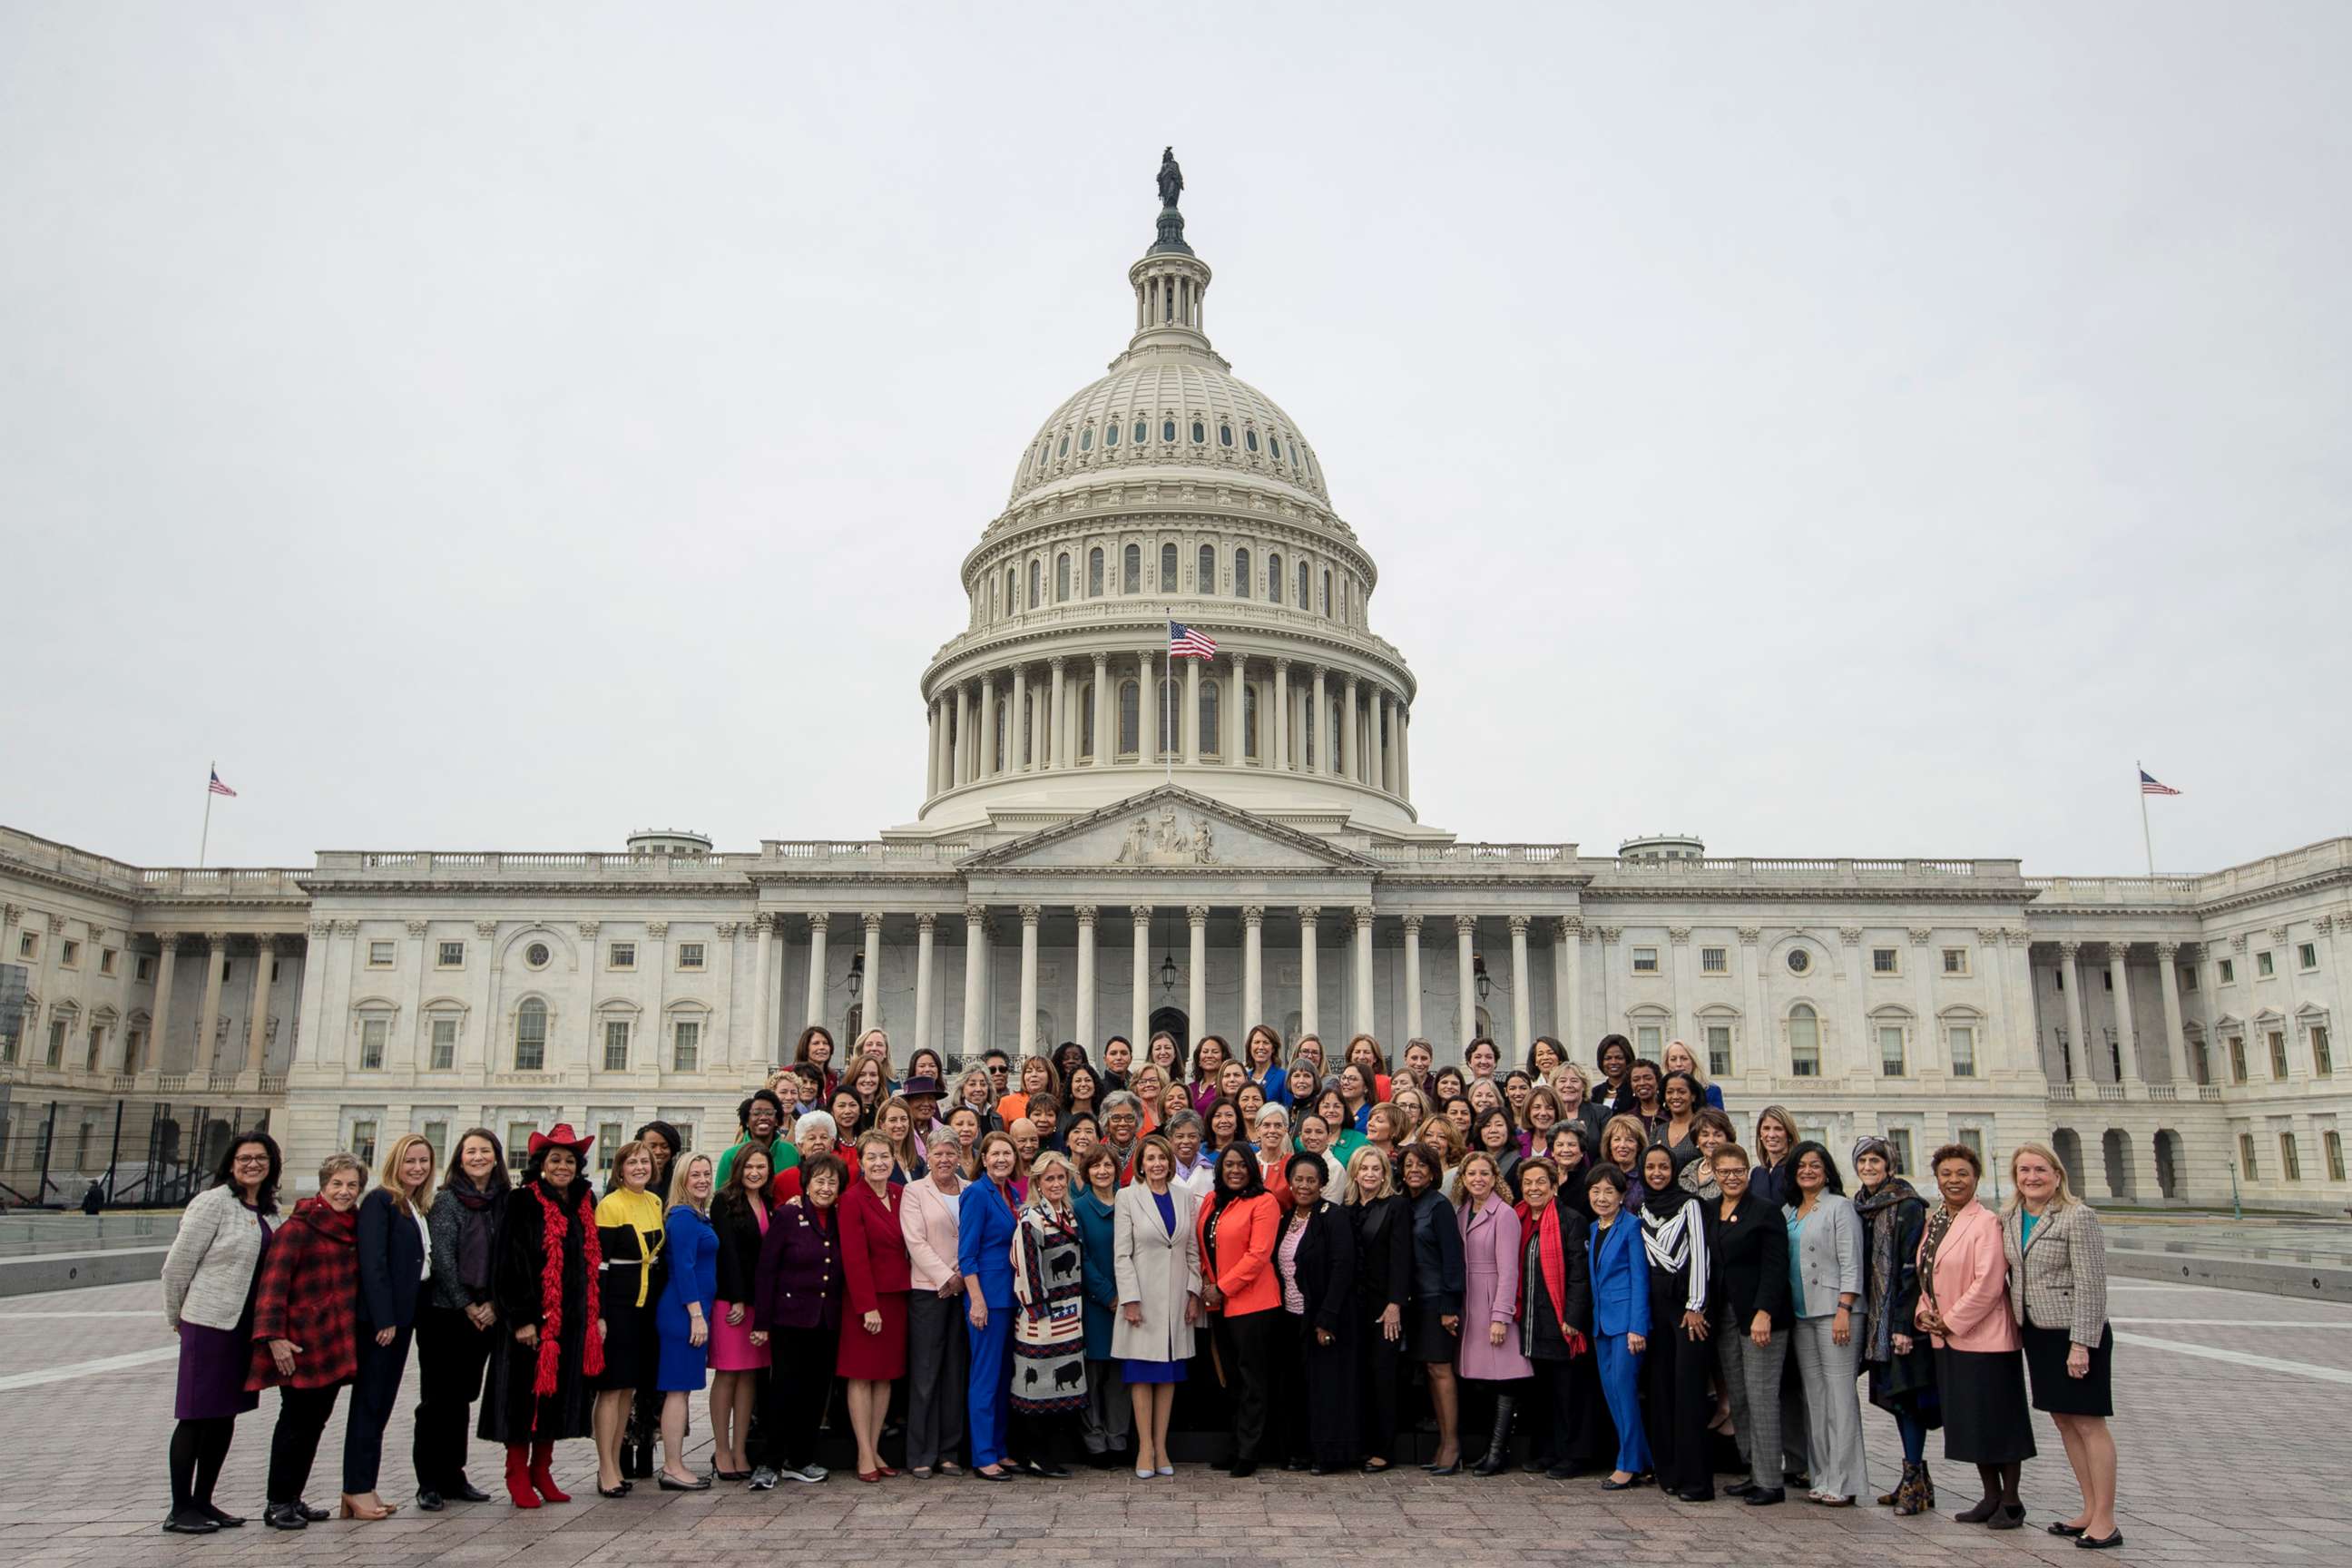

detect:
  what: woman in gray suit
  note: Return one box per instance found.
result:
[2004,1142,2120,1551]
[1783,1141,1866,1506]
[1112,1133,1201,1477]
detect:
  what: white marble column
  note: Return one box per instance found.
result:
[1272,659,1291,770]
[1091,652,1111,766]
[1909,927,1938,1079]
[926,700,942,795]
[1049,657,1068,770]
[2109,943,2141,1088]
[1373,692,1390,791]
[1597,926,1621,1039]
[1309,666,1328,775]
[953,684,973,786]
[961,906,987,1060]
[861,911,887,1027]
[194,931,227,1073]
[1011,665,1030,771]
[1455,915,1477,1050]
[1241,906,1264,1027]
[1184,656,1201,764]
[2056,940,2087,1083]
[2154,940,2187,1087]
[914,913,936,1060]
[1508,915,1532,1056]
[1298,908,1320,1040]
[245,936,274,1075]
[805,914,830,1033]
[1018,906,1042,1056]
[1397,705,1411,798]
[1229,652,1248,762]
[1187,906,1209,1044]
[1553,917,1578,1046]
[1131,906,1152,1049]
[147,932,180,1073]
[1668,926,1693,1045]
[1402,915,1424,1042]
[980,674,998,777]
[1341,675,1360,782]
[1073,906,1097,1049]
[1353,906,1376,1037]
[751,914,775,1063]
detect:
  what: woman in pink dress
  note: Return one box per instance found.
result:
[705,1146,773,1480]
[1455,1150,1533,1475]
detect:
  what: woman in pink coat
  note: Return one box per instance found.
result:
[1916,1142,2034,1530]
[1454,1151,1533,1475]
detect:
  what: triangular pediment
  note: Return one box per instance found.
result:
[961,787,1382,874]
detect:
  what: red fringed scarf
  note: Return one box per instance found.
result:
[533,1181,605,1395]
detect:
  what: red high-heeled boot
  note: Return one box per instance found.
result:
[505,1444,540,1509]
[528,1441,570,1504]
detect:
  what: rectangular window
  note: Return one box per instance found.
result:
[515,1009,547,1072]
[1700,946,1728,974]
[2192,1038,2210,1085]
[1956,1126,1984,1164]
[2280,1133,2302,1181]
[597,1122,623,1175]
[1871,947,1898,975]
[1948,1024,1976,1078]
[2180,965,2198,991]
[99,947,117,976]
[1942,947,1968,975]
[2269,1031,2289,1080]
[419,1120,448,1167]
[1886,1129,1915,1175]
[1789,1014,1820,1077]
[609,942,637,971]
[2238,1132,2259,1177]
[1704,1024,1732,1077]
[2314,1025,2334,1077]
[506,1123,534,1171]
[15,931,34,960]
[2101,968,2112,991]
[60,939,80,967]
[2230,1036,2248,1083]
[436,940,466,968]
[2300,942,2319,971]
[350,1120,378,1170]
[2219,957,2235,984]
[2258,950,2275,977]
[676,942,706,971]
[2327,1131,2346,1183]
[1631,946,1659,973]
[673,1019,701,1072]
[359,1018,387,1070]
[368,941,396,967]
[1635,1024,1662,1054]
[135,954,152,982]
[429,1017,457,1071]
[45,1019,66,1065]
[2053,967,2063,991]
[603,1020,631,1072]
[1878,1025,1906,1076]
[126,1028,146,1070]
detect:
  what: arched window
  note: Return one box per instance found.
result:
[1788,1004,1821,1077]
[1266,551,1281,601]
[1161,417,1176,443]
[1219,423,1233,447]
[1200,680,1220,757]
[1079,426,1093,451]
[1056,552,1071,602]
[1321,569,1332,616]
[1122,544,1142,593]
[1244,427,1259,453]
[1135,418,1149,445]
[1161,542,1178,589]
[515,999,547,1071]
[1080,684,1095,760]
[1088,546,1104,596]
[1242,683,1259,760]
[1118,681,1140,756]
[1197,544,1214,592]
[1191,419,1206,445]
[1104,420,1119,448]
[1057,434,1069,456]
[1269,435,1281,460]
[1233,547,1250,597]
[1004,564,1016,612]
[1297,561,1309,607]
[1027,560,1041,608]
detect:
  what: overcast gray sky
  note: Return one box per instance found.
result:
[4,2,2346,877]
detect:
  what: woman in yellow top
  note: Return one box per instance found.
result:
[591,1141,668,1496]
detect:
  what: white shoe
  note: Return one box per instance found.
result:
[1155,1465,1174,1476]
[1134,1466,1154,1479]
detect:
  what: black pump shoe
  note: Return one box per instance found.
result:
[2075,1531,2125,1551]
[162,1510,219,1534]
[201,1505,246,1528]
[446,1477,491,1503]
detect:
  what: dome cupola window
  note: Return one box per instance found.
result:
[1191,419,1206,445]
[1122,544,1142,594]
[1197,544,1215,591]
[1080,427,1093,452]
[1233,547,1250,597]
[1104,420,1118,447]
[1265,551,1281,601]
[1088,546,1105,596]
[1244,427,1259,453]
[1135,418,1149,445]
[1219,423,1233,447]
[1161,417,1176,443]
[1268,435,1280,460]
[1160,542,1178,589]
[1057,435,1069,457]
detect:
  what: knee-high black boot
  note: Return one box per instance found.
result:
[1472,1396,1518,1477]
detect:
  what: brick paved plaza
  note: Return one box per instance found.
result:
[3,1274,2346,1568]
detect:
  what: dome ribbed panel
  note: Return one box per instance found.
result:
[1005,356,1327,510]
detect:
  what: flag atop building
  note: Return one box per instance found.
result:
[208,769,238,798]
[1169,620,1217,659]
[2139,769,2180,797]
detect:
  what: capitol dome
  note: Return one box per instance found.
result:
[906,157,1432,841]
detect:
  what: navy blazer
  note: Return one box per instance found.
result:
[956,1179,1021,1309]
[1407,1187,1466,1315]
[356,1187,426,1331]
[1586,1214,1651,1339]
[752,1195,841,1330]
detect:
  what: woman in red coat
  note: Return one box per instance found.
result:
[838,1131,913,1483]
[1196,1145,1282,1475]
[246,1152,367,1529]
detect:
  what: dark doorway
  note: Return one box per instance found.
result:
[1149,1006,1190,1058]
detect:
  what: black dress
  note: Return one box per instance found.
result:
[1854,1183,1939,1426]
[1348,1194,1412,1463]
[479,1178,600,1443]
[1405,1188,1465,1363]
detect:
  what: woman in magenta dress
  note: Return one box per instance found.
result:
[838,1130,913,1483]
[704,1146,772,1480]
[1455,1150,1534,1475]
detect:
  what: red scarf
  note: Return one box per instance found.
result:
[534,1181,604,1395]
[1530,1201,1587,1354]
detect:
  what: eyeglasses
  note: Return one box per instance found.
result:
[231,1154,270,1165]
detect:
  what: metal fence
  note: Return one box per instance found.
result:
[0,1093,275,1210]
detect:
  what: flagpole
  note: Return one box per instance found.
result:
[199,760,215,868]
[1162,609,1173,787]
[2137,759,2155,876]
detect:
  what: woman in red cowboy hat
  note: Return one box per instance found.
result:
[478,1124,605,1508]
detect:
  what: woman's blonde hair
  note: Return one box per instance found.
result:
[1599,1113,1651,1169]
[2002,1140,2079,1214]
[854,1027,895,1077]
[855,1129,897,1171]
[874,1095,922,1173]
[1449,1150,1504,1207]
[1341,1143,1395,1204]
[1027,1150,1073,1193]
[667,1152,713,1211]
[1661,1037,1711,1089]
[377,1133,437,1216]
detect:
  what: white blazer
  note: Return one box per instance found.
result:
[1109,1181,1200,1363]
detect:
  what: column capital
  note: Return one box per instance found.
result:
[1240,905,1264,926]
[48,912,70,934]
[1297,906,1319,928]
[1665,926,1690,945]
[862,910,887,934]
[575,920,601,940]
[0,903,22,928]
[304,921,331,940]
[1354,906,1377,930]
[916,911,937,934]
[2152,939,2181,962]
[646,920,670,939]
[1736,926,1761,944]
[1073,905,1098,926]
[202,928,230,947]
[1343,671,1358,691]
[1049,653,1067,671]
[806,912,832,936]
[1130,904,1153,924]
[475,919,500,940]
[1454,913,1478,936]
[2003,927,2034,946]
[333,919,359,936]
[964,904,987,927]
[2104,942,2131,965]
[1400,914,1424,935]
[1273,656,1292,673]
[1907,926,1934,946]
[1836,926,1863,946]
[2312,915,2334,936]
[2056,938,2082,959]
[1509,914,1532,936]
[715,920,740,937]
[2229,932,2249,952]
[1553,915,1579,940]
[1019,904,1043,926]
[1091,649,1109,666]
[1186,905,1210,926]
[1593,926,1621,945]
[253,933,282,956]
[1976,926,2004,946]
[406,919,429,938]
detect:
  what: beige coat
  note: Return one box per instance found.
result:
[1109,1181,1200,1363]
[162,1184,270,1330]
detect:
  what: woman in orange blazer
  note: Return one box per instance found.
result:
[1916,1142,2034,1531]
[1196,1146,1282,1475]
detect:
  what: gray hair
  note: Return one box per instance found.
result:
[793,1111,838,1143]
[1165,1110,1205,1139]
[1098,1091,1143,1124]
[317,1152,368,1187]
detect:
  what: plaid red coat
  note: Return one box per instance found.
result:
[245,1195,359,1391]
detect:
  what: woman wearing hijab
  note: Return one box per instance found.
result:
[479,1124,603,1509]
[1852,1136,1939,1514]
[1198,1143,1281,1475]
[1010,1151,1090,1477]
[416,1129,508,1511]
[1635,1146,1713,1502]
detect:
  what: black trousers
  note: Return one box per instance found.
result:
[1214,1308,1282,1464]
[266,1385,343,1504]
[1355,1324,1406,1463]
[1012,1408,1074,1465]
[344,1324,412,1493]
[1642,1313,1715,1496]
[1528,1356,1576,1466]
[763,1325,839,1470]
[413,1306,494,1490]
[1275,1315,1357,1468]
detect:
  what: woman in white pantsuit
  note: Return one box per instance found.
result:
[1112,1134,1201,1477]
[1783,1141,1867,1505]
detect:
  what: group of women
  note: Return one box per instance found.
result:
[157,1024,2123,1550]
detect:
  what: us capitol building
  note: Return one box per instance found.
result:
[3,163,2346,1210]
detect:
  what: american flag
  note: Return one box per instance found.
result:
[208,769,238,798]
[1169,620,1218,659]
[2139,769,2180,797]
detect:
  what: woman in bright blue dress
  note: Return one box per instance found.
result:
[653,1154,720,1490]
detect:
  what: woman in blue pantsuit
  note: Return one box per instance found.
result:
[959,1132,1024,1479]
[1584,1163,1652,1486]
